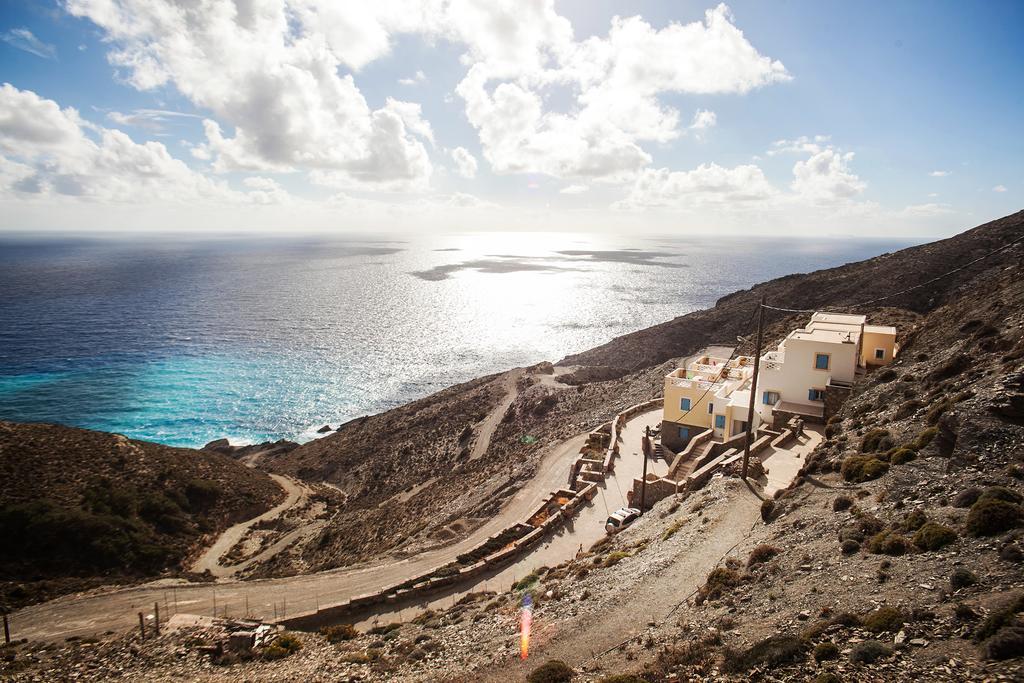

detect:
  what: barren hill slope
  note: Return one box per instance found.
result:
[0,422,282,610]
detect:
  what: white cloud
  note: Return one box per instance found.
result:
[993,184,1007,192]
[454,3,788,179]
[398,70,427,86]
[450,147,478,178]
[767,135,831,156]
[106,108,201,131]
[928,192,939,198]
[900,202,953,217]
[929,170,951,177]
[560,184,589,194]
[0,83,278,205]
[690,109,717,130]
[66,0,435,189]
[614,162,776,210]
[242,176,289,204]
[791,149,866,201]
[1,28,57,60]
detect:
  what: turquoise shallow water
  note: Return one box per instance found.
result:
[0,232,916,447]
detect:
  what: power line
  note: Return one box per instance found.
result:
[758,231,1024,315]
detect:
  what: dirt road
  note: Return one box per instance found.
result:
[8,422,589,643]
[190,474,309,578]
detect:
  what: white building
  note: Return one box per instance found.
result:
[755,312,897,425]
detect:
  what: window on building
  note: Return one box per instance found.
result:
[808,388,826,401]
[762,391,780,405]
[680,397,691,411]
[874,348,885,360]
[714,414,726,429]
[678,426,689,439]
[707,402,714,414]
[814,353,830,370]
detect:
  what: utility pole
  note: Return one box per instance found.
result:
[742,295,766,480]
[639,426,651,511]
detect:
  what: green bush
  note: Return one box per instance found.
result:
[604,551,630,567]
[913,427,938,450]
[974,593,1024,642]
[861,606,906,633]
[979,486,1024,505]
[860,429,894,453]
[367,623,401,636]
[263,633,302,660]
[528,659,573,683]
[841,456,889,483]
[320,624,358,642]
[953,487,983,508]
[747,544,780,567]
[696,568,745,604]
[721,635,804,673]
[890,448,917,466]
[983,626,1024,660]
[895,399,922,419]
[950,568,978,590]
[867,531,913,556]
[965,498,1023,536]
[833,495,854,512]
[829,612,862,627]
[849,640,892,664]
[902,509,928,531]
[840,539,861,555]
[813,641,839,661]
[912,522,957,551]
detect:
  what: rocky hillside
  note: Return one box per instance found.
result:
[0,422,282,610]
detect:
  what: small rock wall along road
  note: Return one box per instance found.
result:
[8,369,588,642]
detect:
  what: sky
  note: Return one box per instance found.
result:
[0,0,1021,236]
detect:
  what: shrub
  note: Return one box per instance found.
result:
[528,660,573,683]
[861,606,906,633]
[604,551,630,567]
[860,429,894,453]
[761,499,776,522]
[974,593,1024,642]
[895,399,922,419]
[513,571,541,591]
[815,674,843,683]
[867,531,913,556]
[696,568,745,604]
[849,640,892,664]
[950,568,978,590]
[721,634,804,673]
[876,368,898,383]
[833,495,853,512]
[890,448,917,466]
[913,522,958,551]
[913,427,938,450]
[965,499,1023,536]
[929,353,969,382]
[925,398,954,425]
[367,623,401,636]
[830,611,862,627]
[320,624,357,643]
[841,455,889,483]
[263,633,302,660]
[813,641,839,662]
[902,509,928,531]
[979,486,1024,505]
[599,676,646,683]
[984,626,1024,660]
[747,544,780,567]
[841,539,861,555]
[953,487,983,508]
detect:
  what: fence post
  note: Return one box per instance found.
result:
[154,602,160,635]
[138,612,145,640]
[3,614,10,645]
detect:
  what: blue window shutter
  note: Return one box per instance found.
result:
[808,389,815,401]
[679,427,689,439]
[815,353,829,369]
[762,391,770,404]
[715,415,725,429]
[680,398,691,411]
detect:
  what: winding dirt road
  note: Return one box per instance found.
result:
[191,474,309,578]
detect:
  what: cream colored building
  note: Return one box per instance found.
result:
[755,312,897,425]
[661,354,757,452]
[661,312,897,451]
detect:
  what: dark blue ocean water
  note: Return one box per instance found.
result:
[0,232,916,447]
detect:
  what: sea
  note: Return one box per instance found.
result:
[0,232,917,448]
